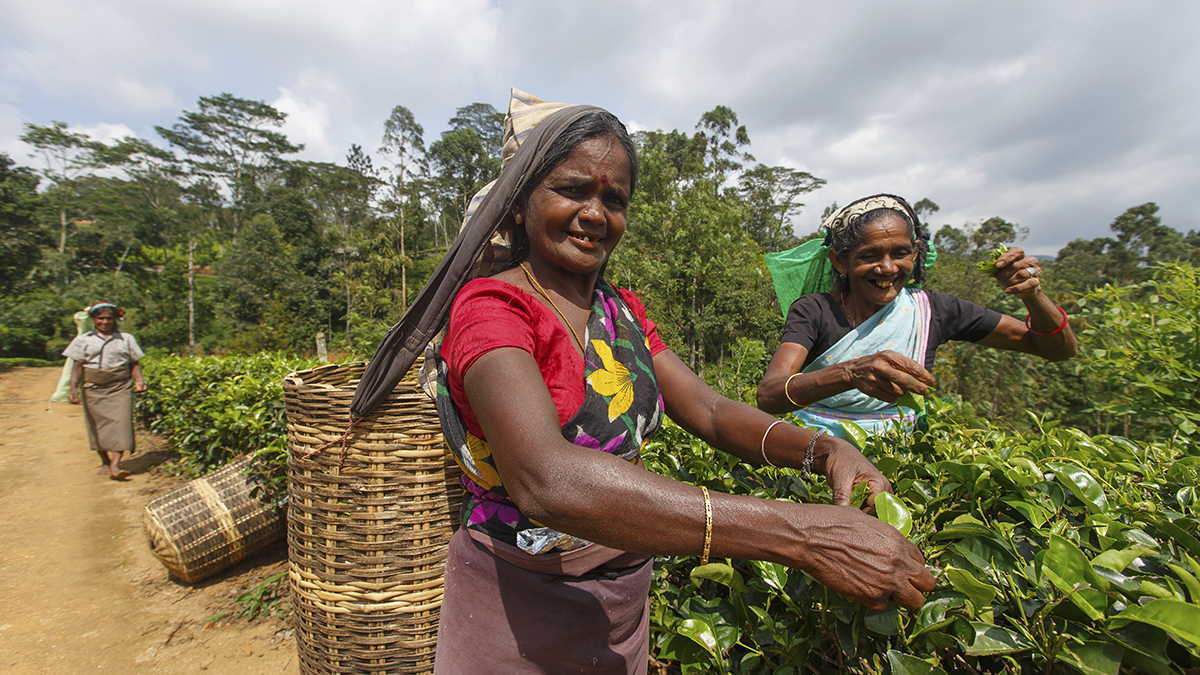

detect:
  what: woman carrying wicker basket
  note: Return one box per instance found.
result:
[63,301,146,480]
[355,90,935,675]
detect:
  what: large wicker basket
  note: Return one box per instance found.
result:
[143,454,286,584]
[285,360,462,675]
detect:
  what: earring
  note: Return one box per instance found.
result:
[840,273,847,280]
[514,213,523,225]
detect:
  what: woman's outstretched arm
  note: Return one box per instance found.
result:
[977,247,1078,361]
[465,346,934,610]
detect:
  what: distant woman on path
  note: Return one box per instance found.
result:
[757,194,1078,442]
[63,302,147,479]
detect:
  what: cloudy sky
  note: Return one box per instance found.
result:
[2,0,1197,256]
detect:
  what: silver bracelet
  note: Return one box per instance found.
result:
[760,419,785,468]
[801,430,825,480]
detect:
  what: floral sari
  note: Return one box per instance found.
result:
[434,278,664,555]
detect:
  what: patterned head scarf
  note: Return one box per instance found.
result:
[822,194,920,245]
[350,90,602,418]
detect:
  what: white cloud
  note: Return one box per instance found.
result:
[272,70,344,163]
[1,0,1198,255]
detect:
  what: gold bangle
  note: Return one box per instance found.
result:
[700,486,712,566]
[784,372,802,408]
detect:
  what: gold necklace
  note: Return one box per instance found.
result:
[519,263,587,354]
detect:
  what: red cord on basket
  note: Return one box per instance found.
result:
[299,414,360,468]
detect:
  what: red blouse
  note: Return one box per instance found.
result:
[442,277,668,439]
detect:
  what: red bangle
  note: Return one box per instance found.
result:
[1025,306,1068,336]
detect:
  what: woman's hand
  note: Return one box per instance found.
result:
[820,437,892,510]
[792,504,936,610]
[134,380,147,393]
[844,351,936,403]
[992,246,1043,301]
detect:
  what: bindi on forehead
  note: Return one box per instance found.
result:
[600,172,608,184]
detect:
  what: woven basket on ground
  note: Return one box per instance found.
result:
[285,359,463,675]
[143,454,286,584]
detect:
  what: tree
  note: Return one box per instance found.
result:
[448,102,504,158]
[156,93,303,235]
[912,198,940,227]
[19,121,108,254]
[307,146,378,348]
[0,153,44,293]
[428,126,499,230]
[696,106,752,196]
[379,105,426,314]
[737,164,825,252]
[216,213,296,334]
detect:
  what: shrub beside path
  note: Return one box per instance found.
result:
[0,367,298,674]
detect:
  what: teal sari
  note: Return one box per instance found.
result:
[793,288,931,445]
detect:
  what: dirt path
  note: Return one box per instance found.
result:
[0,367,298,674]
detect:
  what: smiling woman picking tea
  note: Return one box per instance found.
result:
[757,194,1078,443]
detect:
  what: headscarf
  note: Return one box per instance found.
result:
[87,302,123,318]
[349,90,598,418]
[763,193,936,316]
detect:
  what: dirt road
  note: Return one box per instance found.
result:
[0,367,299,674]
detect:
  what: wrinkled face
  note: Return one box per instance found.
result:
[518,135,631,277]
[92,310,117,334]
[832,213,917,309]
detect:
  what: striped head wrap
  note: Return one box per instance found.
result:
[821,194,920,244]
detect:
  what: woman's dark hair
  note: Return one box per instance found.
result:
[828,206,930,293]
[507,110,639,264]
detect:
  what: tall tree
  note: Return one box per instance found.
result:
[737,164,825,252]
[308,146,378,348]
[696,106,752,196]
[155,93,302,235]
[379,105,426,313]
[19,121,108,254]
[428,126,499,230]
[448,102,504,158]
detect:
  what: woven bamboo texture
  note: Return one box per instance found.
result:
[285,360,462,675]
[143,454,286,584]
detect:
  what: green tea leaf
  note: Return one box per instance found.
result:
[962,622,1034,656]
[886,650,948,675]
[975,245,1009,274]
[945,567,997,617]
[875,492,913,536]
[896,391,925,414]
[1038,534,1109,620]
[1045,460,1110,513]
[840,420,868,448]
[690,562,745,593]
[1153,518,1200,558]
[677,618,720,658]
[750,560,789,593]
[1111,599,1200,649]
[1166,563,1200,603]
[1058,641,1123,675]
[1092,545,1156,572]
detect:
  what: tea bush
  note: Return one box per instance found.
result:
[135,352,320,476]
[643,403,1200,675]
